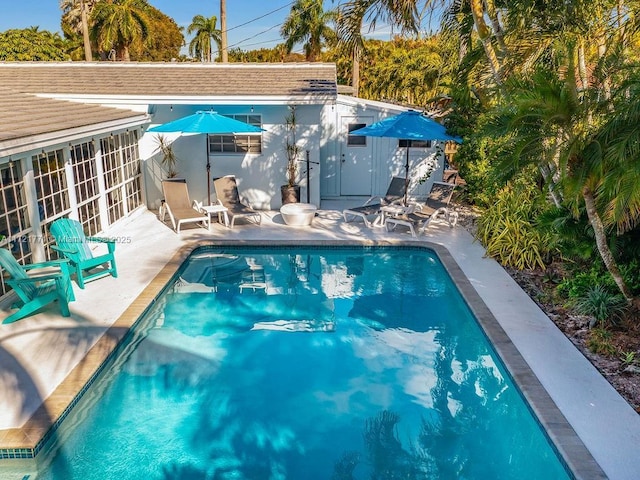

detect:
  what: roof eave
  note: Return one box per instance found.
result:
[1,114,149,158]
[36,93,338,106]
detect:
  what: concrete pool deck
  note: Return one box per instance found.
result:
[0,206,639,479]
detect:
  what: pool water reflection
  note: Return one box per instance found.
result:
[35,247,571,480]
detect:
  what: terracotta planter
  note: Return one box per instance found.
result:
[281,185,301,205]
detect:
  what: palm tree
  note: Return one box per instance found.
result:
[90,0,151,61]
[280,0,337,62]
[60,0,97,61]
[187,14,222,62]
[336,0,420,95]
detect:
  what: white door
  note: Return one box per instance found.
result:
[340,115,373,196]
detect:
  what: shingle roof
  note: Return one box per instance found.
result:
[0,62,338,98]
[0,89,147,145]
[0,62,338,153]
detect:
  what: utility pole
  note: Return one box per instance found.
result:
[220,0,228,62]
[81,0,92,61]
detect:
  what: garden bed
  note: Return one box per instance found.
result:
[455,203,640,414]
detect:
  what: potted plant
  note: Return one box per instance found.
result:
[281,106,301,204]
[153,134,180,179]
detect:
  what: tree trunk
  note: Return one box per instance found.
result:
[470,0,502,86]
[583,187,635,305]
[539,163,562,208]
[220,0,228,63]
[123,45,130,62]
[578,40,588,91]
[596,28,612,100]
[352,49,360,97]
[80,0,92,61]
[483,0,506,55]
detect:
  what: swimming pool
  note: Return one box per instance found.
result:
[21,246,573,479]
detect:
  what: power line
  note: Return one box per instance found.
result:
[227,21,283,50]
[223,1,295,34]
[228,0,335,51]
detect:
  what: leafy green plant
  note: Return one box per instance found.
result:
[475,178,552,270]
[536,206,597,261]
[586,328,618,357]
[573,284,628,327]
[283,106,301,187]
[620,351,637,367]
[153,134,180,178]
[557,267,614,300]
[619,259,640,295]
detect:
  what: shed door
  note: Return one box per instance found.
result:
[340,116,373,196]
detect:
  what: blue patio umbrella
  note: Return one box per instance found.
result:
[148,110,263,204]
[350,110,462,205]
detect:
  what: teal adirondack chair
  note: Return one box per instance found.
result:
[0,248,75,324]
[49,218,118,289]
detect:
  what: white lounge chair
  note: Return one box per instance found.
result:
[160,180,210,233]
[385,181,457,237]
[342,176,406,228]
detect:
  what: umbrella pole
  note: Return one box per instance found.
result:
[404,147,410,206]
[206,134,211,205]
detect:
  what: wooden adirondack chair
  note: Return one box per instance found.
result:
[49,218,118,289]
[0,248,75,324]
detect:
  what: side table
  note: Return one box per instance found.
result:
[200,204,229,228]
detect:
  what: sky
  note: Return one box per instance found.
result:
[0,0,397,54]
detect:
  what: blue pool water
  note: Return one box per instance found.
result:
[34,247,571,479]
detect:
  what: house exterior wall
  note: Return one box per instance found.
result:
[320,95,446,201]
[141,104,323,210]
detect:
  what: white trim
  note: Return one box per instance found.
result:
[336,94,409,112]
[0,61,337,69]
[36,94,335,106]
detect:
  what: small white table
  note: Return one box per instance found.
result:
[280,203,317,226]
[200,204,229,228]
[376,204,408,226]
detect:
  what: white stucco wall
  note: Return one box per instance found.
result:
[141,104,323,210]
[321,96,446,201]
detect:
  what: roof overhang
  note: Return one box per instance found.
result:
[1,114,149,158]
[37,94,337,107]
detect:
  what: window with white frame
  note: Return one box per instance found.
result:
[399,139,432,148]
[71,141,101,236]
[347,123,367,146]
[209,114,262,154]
[32,149,72,260]
[0,160,32,295]
[101,130,143,226]
[33,149,70,223]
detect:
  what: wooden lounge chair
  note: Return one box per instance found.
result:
[49,218,118,289]
[160,179,210,233]
[213,175,262,228]
[385,181,458,237]
[0,248,75,324]
[342,176,406,228]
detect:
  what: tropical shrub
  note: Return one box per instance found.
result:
[475,178,552,270]
[536,207,597,262]
[572,284,628,327]
[556,267,615,300]
[587,328,619,357]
